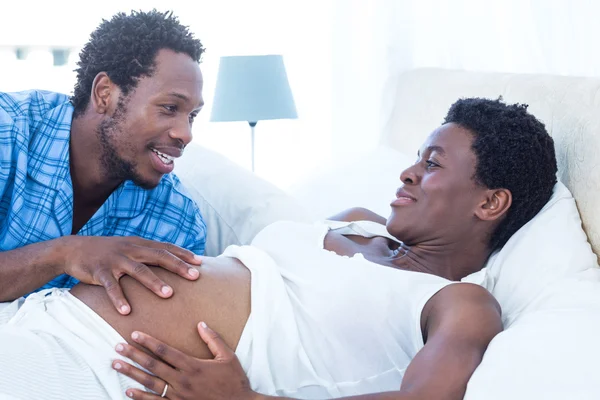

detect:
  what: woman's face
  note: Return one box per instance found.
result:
[387,123,489,245]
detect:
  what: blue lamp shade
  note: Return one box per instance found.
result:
[210,55,298,123]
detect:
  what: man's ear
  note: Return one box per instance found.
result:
[90,72,117,115]
[475,188,512,221]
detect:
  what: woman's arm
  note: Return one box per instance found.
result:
[114,283,501,400]
[328,207,387,224]
[394,283,502,400]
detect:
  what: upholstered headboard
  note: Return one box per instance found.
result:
[381,68,600,258]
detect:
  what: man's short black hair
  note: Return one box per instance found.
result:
[444,97,557,251]
[71,9,205,117]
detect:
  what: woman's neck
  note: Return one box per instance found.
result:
[390,240,492,281]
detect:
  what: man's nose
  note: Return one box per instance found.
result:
[169,118,193,146]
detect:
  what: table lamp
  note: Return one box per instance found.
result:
[210,55,298,171]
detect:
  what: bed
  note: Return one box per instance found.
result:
[177,68,600,399]
[1,67,599,399]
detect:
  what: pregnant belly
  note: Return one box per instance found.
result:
[70,256,251,359]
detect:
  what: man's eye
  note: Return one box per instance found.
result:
[163,105,177,113]
[189,113,198,123]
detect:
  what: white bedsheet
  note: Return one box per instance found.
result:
[0,298,23,325]
[0,289,145,400]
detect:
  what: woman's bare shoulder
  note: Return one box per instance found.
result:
[328,207,387,224]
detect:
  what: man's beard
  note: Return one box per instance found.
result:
[97,101,156,189]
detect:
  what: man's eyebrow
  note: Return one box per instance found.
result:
[166,92,204,110]
[166,92,190,101]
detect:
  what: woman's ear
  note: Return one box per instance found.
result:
[475,188,512,221]
[90,72,115,114]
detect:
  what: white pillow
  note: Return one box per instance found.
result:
[174,144,313,256]
[463,182,600,400]
[466,274,600,400]
[287,146,414,219]
[467,182,599,325]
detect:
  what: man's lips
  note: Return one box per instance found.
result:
[150,150,175,174]
[151,148,175,164]
[149,144,184,168]
[151,146,183,158]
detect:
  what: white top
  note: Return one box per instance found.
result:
[225,220,453,398]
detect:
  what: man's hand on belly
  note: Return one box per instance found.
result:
[61,235,201,314]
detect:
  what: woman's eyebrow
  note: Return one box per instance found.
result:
[418,145,447,157]
[427,145,446,156]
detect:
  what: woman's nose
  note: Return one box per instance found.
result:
[400,164,420,185]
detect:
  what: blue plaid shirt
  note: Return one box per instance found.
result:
[0,90,207,292]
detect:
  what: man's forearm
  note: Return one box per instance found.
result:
[0,237,65,302]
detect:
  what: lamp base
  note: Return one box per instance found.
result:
[249,121,257,172]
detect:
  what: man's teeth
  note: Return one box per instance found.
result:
[152,149,174,165]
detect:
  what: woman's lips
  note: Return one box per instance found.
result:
[390,196,416,207]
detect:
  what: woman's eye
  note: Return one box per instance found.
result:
[189,113,198,123]
[163,105,177,113]
[425,160,439,169]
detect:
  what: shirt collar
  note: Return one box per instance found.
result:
[28,101,74,190]
[106,180,150,219]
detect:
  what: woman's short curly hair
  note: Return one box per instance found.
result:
[444,97,557,251]
[70,9,205,117]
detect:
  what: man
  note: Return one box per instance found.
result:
[0,10,207,314]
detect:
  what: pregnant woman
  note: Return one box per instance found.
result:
[0,97,557,400]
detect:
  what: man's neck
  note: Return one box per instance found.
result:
[69,116,122,208]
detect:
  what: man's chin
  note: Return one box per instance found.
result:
[131,174,163,190]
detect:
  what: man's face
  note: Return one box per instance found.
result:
[97,49,204,189]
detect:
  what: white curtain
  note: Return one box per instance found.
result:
[3,0,600,188]
[330,0,600,161]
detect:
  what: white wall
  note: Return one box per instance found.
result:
[4,0,600,189]
[0,0,333,189]
[329,0,600,163]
